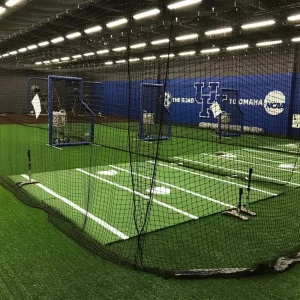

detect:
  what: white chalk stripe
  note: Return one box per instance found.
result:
[204,153,300,174]
[227,152,296,165]
[76,168,198,220]
[173,157,300,187]
[46,144,63,150]
[241,148,298,159]
[147,161,278,196]
[109,165,235,208]
[21,174,128,240]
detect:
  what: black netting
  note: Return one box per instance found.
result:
[1,0,300,278]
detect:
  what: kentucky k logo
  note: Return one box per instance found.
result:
[194,82,220,118]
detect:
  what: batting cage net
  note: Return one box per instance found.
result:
[0,0,300,279]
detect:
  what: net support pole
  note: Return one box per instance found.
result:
[16,150,39,187]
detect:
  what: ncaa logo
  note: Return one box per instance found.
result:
[264,90,286,115]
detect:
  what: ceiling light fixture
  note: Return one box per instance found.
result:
[18,48,27,53]
[113,46,127,52]
[160,53,175,58]
[151,39,170,45]
[179,50,195,56]
[27,44,38,50]
[51,37,64,44]
[72,54,82,59]
[175,33,198,41]
[292,37,300,42]
[38,41,49,47]
[5,0,22,7]
[83,52,95,57]
[287,14,300,21]
[143,56,156,60]
[107,18,128,28]
[84,25,102,34]
[0,6,6,14]
[256,40,282,47]
[241,20,275,30]
[61,57,70,61]
[205,27,233,35]
[97,49,109,54]
[130,43,146,49]
[105,61,113,65]
[226,44,249,51]
[66,32,82,39]
[201,48,220,54]
[168,0,202,10]
[133,9,160,20]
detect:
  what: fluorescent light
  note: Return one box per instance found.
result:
[133,9,160,20]
[43,60,51,64]
[151,38,170,45]
[160,53,175,58]
[18,47,27,53]
[51,59,60,63]
[9,51,17,55]
[256,40,282,47]
[38,41,49,47]
[5,0,22,7]
[66,32,82,39]
[107,18,128,28]
[97,49,109,54]
[129,58,140,62]
[179,50,195,56]
[205,27,233,36]
[241,20,275,30]
[288,14,300,21]
[113,46,127,52]
[116,60,126,64]
[2,53,9,57]
[175,33,198,41]
[130,43,146,49]
[51,37,64,44]
[105,61,113,65]
[292,37,300,42]
[143,56,156,60]
[84,25,102,34]
[201,48,220,54]
[168,0,202,10]
[61,57,70,61]
[226,44,249,51]
[0,6,7,14]
[83,52,95,57]
[27,44,38,50]
[35,62,43,65]
[72,54,82,59]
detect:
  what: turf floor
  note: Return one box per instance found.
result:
[0,185,300,300]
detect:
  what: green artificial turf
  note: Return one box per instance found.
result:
[0,185,300,300]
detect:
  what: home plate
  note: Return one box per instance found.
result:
[279,164,295,169]
[146,187,170,195]
[97,170,118,176]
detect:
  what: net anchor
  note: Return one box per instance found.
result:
[223,185,256,221]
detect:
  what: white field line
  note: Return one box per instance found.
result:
[21,174,128,240]
[258,145,299,155]
[241,148,298,159]
[147,161,278,196]
[225,152,296,165]
[203,153,300,174]
[172,157,300,187]
[46,144,63,150]
[76,168,198,220]
[109,165,234,208]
